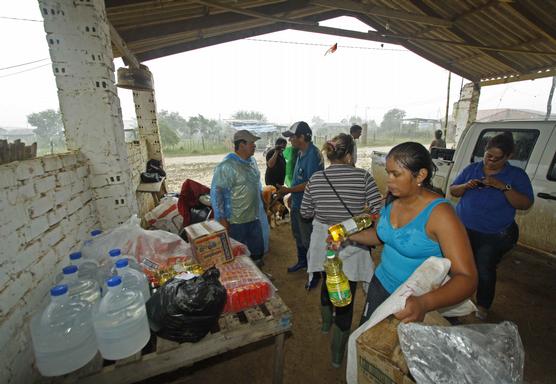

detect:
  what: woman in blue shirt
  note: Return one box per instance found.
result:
[450,133,533,320]
[350,142,477,324]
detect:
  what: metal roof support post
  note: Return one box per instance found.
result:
[39,0,137,229]
[453,82,481,147]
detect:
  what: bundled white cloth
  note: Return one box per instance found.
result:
[346,257,476,384]
[307,220,374,283]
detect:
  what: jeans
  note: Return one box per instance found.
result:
[290,208,312,263]
[467,222,519,309]
[229,219,264,262]
[320,274,358,331]
[360,276,390,325]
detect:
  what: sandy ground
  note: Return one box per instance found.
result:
[144,148,556,384]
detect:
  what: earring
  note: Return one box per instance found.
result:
[418,182,422,187]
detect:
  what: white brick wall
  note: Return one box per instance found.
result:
[0,151,100,383]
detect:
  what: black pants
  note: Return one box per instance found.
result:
[359,275,390,325]
[320,273,358,331]
[467,222,519,309]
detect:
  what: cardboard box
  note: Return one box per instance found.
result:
[357,312,450,384]
[185,220,234,269]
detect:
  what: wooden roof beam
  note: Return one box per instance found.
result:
[310,0,453,27]
[109,21,141,68]
[480,66,556,86]
[507,2,556,45]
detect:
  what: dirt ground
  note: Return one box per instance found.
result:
[145,149,556,384]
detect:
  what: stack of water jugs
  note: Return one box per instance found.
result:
[30,230,152,377]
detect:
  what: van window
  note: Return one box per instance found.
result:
[471,129,539,170]
[548,152,556,181]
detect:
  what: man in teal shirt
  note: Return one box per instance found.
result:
[279,122,323,284]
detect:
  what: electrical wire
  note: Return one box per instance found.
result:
[0,16,42,22]
[0,58,49,71]
[0,63,51,79]
[246,37,407,52]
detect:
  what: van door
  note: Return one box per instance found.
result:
[516,128,556,254]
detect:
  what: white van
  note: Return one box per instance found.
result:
[371,120,556,255]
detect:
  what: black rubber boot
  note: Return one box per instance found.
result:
[330,324,350,368]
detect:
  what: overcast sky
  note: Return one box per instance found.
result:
[1,1,554,128]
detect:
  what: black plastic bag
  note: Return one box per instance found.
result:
[141,172,162,183]
[146,267,227,343]
[147,159,166,177]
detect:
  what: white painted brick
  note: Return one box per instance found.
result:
[47,206,67,226]
[41,155,63,172]
[24,216,49,241]
[0,304,24,352]
[6,187,17,205]
[0,230,21,262]
[0,166,18,188]
[61,153,78,167]
[0,272,32,316]
[0,205,27,236]
[30,250,58,282]
[35,175,56,194]
[42,226,63,248]
[76,165,89,178]
[67,196,82,215]
[57,170,76,186]
[54,235,76,260]
[29,194,55,218]
[17,182,36,202]
[54,186,72,205]
[11,240,40,275]
[15,160,44,180]
[70,177,85,195]
[81,189,93,204]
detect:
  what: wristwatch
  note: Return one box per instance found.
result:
[502,184,512,192]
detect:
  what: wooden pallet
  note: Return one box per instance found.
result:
[53,295,292,384]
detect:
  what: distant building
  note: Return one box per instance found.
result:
[0,127,37,144]
[225,119,278,135]
[402,118,442,131]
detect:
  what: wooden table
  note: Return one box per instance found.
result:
[57,295,292,384]
[137,177,166,204]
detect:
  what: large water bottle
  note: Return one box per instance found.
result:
[81,229,104,264]
[108,248,143,274]
[30,285,97,376]
[59,265,101,305]
[93,276,150,360]
[69,251,99,280]
[114,259,150,302]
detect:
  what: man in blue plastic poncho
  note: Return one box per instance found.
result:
[211,130,267,267]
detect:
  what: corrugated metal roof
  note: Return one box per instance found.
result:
[105,0,556,85]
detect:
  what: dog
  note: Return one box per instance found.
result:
[262,186,288,228]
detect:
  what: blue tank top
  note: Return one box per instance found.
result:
[375,198,449,293]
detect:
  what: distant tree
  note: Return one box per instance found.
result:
[187,114,220,136]
[27,109,63,142]
[158,121,180,148]
[349,115,363,125]
[232,110,267,122]
[380,108,406,132]
[158,110,188,137]
[311,116,325,127]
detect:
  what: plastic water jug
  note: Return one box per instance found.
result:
[108,248,142,274]
[81,229,104,264]
[30,285,97,376]
[115,259,151,302]
[59,265,101,305]
[93,276,150,360]
[69,251,99,280]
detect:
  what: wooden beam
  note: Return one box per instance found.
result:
[310,0,453,27]
[109,22,140,68]
[192,0,318,27]
[479,67,556,86]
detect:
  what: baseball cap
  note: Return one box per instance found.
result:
[233,129,260,142]
[282,121,312,139]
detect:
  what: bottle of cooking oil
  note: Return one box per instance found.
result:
[324,250,352,307]
[328,213,374,242]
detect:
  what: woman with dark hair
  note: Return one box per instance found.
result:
[449,133,533,319]
[300,133,382,368]
[349,142,477,325]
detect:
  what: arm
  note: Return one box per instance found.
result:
[365,173,384,214]
[349,227,382,247]
[450,179,484,197]
[210,165,233,229]
[266,149,279,169]
[395,203,477,323]
[300,181,314,219]
[279,182,306,195]
[482,175,533,210]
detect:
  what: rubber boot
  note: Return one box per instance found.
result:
[287,245,308,273]
[320,305,333,334]
[330,324,350,368]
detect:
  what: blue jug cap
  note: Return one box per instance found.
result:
[69,251,82,260]
[108,249,121,257]
[106,276,122,287]
[51,285,68,296]
[115,259,129,268]
[91,229,102,237]
[63,265,78,274]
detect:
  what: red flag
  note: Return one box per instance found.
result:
[324,43,337,56]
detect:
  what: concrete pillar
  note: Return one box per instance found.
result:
[133,69,164,163]
[39,0,137,228]
[453,82,481,146]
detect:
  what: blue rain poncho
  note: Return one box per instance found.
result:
[210,153,270,253]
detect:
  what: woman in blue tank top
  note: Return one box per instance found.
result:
[350,142,477,324]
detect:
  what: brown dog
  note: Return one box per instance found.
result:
[262,186,288,228]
